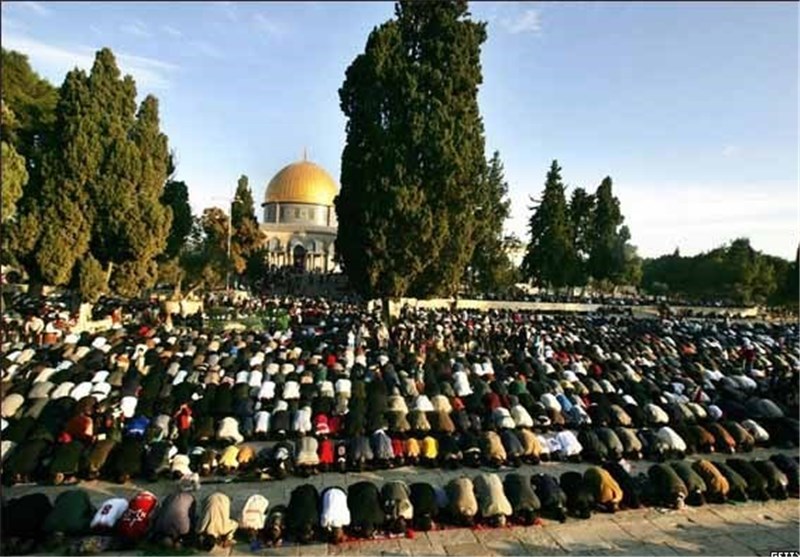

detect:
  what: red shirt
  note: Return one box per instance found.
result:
[318,439,335,464]
[391,437,405,457]
[117,491,158,541]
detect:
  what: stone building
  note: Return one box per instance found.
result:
[260,157,339,272]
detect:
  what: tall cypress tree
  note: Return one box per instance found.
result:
[27,68,94,288]
[161,179,193,259]
[569,187,594,287]
[522,160,575,288]
[469,150,515,293]
[232,175,256,227]
[337,0,489,299]
[1,102,27,223]
[588,176,623,282]
[230,174,261,277]
[9,48,172,296]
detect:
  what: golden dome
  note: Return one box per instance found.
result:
[264,160,338,206]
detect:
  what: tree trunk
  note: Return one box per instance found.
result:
[106,262,114,286]
[381,297,391,326]
[28,280,44,299]
[173,276,183,300]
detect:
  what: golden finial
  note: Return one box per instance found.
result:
[303,147,308,161]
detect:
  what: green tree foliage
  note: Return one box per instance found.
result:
[522,160,575,288]
[469,151,515,294]
[7,48,172,295]
[0,48,58,166]
[77,254,106,303]
[21,68,93,287]
[177,208,229,291]
[568,187,594,286]
[1,50,57,268]
[161,179,193,258]
[587,176,623,282]
[245,246,271,287]
[641,238,794,305]
[230,174,262,277]
[1,103,27,221]
[157,258,184,288]
[785,247,799,305]
[232,174,256,228]
[336,0,490,298]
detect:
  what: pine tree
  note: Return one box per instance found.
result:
[337,0,489,299]
[522,160,575,288]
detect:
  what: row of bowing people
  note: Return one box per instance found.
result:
[3,453,797,554]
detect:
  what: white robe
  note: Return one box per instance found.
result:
[742,419,770,442]
[91,498,130,530]
[656,426,687,452]
[282,381,301,400]
[555,431,583,457]
[511,404,534,428]
[240,495,269,530]
[320,488,351,529]
[453,371,472,396]
[259,380,276,400]
[255,411,271,434]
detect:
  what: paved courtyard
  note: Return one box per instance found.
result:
[6,447,799,556]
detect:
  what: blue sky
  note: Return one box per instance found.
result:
[2,1,797,259]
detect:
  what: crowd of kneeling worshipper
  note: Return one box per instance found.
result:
[3,454,799,555]
[1,300,798,486]
[1,300,798,553]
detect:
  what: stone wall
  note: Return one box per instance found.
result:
[370,297,761,320]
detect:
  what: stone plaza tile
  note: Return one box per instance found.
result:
[467,527,519,543]
[210,544,234,556]
[689,537,764,557]
[729,530,792,553]
[327,542,362,556]
[585,521,634,544]
[443,542,493,556]
[608,538,680,556]
[614,519,675,543]
[510,530,568,555]
[352,539,403,554]
[425,529,479,546]
[397,537,437,553]
[397,539,448,556]
[256,544,301,557]
[545,532,614,556]
[297,543,328,556]
[771,525,800,547]
[483,540,531,556]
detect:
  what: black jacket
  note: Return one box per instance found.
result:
[348,481,384,532]
[287,484,320,538]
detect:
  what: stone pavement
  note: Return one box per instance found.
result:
[6,447,799,556]
[103,500,800,556]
